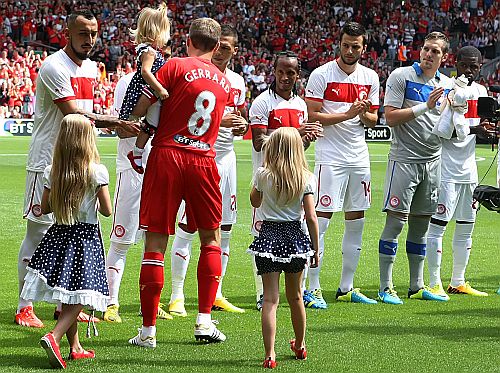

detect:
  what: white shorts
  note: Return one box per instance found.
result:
[382,159,440,215]
[178,150,237,227]
[433,182,477,223]
[110,169,144,244]
[314,165,371,213]
[23,171,53,225]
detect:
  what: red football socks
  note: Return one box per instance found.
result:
[197,245,222,314]
[139,252,164,327]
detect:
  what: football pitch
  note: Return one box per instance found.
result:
[1,136,499,372]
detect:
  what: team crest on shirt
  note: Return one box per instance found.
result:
[229,88,241,107]
[358,86,369,101]
[297,112,304,124]
[320,195,331,207]
[436,204,447,215]
[31,204,42,217]
[389,196,400,208]
[255,220,263,232]
[114,224,125,238]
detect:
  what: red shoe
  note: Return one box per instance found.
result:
[127,151,144,174]
[15,306,44,328]
[263,357,277,369]
[68,349,95,360]
[290,339,307,360]
[40,332,67,369]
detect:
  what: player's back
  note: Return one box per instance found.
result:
[153,57,231,158]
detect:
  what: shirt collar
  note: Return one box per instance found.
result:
[412,62,441,80]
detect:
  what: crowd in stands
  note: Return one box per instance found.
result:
[1,0,500,119]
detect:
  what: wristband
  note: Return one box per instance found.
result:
[411,102,430,118]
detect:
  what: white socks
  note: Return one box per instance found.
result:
[216,230,231,299]
[106,242,130,306]
[451,223,474,287]
[339,218,365,293]
[427,223,445,288]
[308,216,330,291]
[170,228,194,302]
[196,312,211,325]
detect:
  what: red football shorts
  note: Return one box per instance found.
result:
[139,147,222,235]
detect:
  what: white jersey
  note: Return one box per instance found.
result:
[27,50,97,172]
[441,82,488,183]
[249,89,308,173]
[305,60,380,167]
[113,73,151,173]
[213,68,246,158]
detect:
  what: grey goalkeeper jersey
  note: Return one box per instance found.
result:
[384,63,453,163]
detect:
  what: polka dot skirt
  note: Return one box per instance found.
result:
[247,221,313,263]
[119,44,165,120]
[21,222,109,311]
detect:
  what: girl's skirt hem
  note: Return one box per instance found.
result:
[21,268,109,312]
[247,249,314,263]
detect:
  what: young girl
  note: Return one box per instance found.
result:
[248,127,320,369]
[21,114,112,369]
[123,3,171,173]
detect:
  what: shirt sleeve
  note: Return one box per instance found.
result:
[368,70,381,110]
[38,61,75,102]
[94,164,110,187]
[249,95,269,128]
[43,165,52,189]
[384,67,406,109]
[305,68,326,102]
[303,173,317,196]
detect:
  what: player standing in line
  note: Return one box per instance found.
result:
[126,18,237,348]
[103,71,172,323]
[304,22,379,307]
[16,9,138,328]
[378,31,453,305]
[427,46,489,298]
[249,51,322,311]
[167,24,248,317]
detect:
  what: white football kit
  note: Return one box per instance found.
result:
[24,50,97,224]
[305,59,380,213]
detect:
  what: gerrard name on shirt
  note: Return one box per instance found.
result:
[184,69,231,93]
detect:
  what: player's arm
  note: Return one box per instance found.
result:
[41,187,52,214]
[250,186,262,208]
[55,100,139,135]
[251,126,267,152]
[359,106,378,128]
[306,98,366,126]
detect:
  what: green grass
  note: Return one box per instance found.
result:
[1,136,500,372]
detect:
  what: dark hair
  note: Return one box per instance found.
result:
[269,51,301,98]
[67,9,96,28]
[340,21,367,45]
[189,18,221,52]
[424,31,450,54]
[221,24,238,44]
[457,46,482,62]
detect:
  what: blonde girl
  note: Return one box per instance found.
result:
[248,127,319,369]
[21,114,112,369]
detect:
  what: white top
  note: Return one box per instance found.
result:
[249,89,308,174]
[441,81,488,183]
[213,68,246,158]
[305,60,380,167]
[253,167,316,222]
[113,73,151,173]
[27,50,97,172]
[43,163,109,225]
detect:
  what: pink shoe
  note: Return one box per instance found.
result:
[263,357,277,369]
[290,339,307,360]
[68,349,95,360]
[40,332,66,369]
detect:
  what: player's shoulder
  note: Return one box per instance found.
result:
[249,90,271,114]
[225,68,245,87]
[358,64,379,79]
[471,81,488,96]
[310,60,335,77]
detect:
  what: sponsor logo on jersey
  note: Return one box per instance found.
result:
[174,134,210,150]
[31,204,42,217]
[436,204,447,215]
[320,195,331,207]
[389,196,400,208]
[114,224,125,238]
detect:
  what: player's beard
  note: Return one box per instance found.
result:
[340,54,360,66]
[70,39,93,61]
